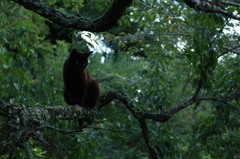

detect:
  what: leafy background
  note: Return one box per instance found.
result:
[0,0,239,158]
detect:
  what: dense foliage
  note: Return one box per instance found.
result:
[0,0,239,158]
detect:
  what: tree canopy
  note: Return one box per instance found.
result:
[0,0,239,158]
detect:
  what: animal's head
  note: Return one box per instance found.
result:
[69,49,93,71]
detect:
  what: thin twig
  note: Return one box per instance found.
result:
[86,126,133,134]
[41,125,86,135]
[218,45,240,58]
[32,135,83,150]
[226,85,240,98]
[138,119,160,159]
[219,46,240,57]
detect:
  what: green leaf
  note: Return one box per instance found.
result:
[150,60,156,66]
[10,98,17,104]
[14,83,20,91]
[22,61,30,70]
[0,30,4,38]
[186,53,192,60]
[6,75,13,83]
[127,115,132,121]
[23,98,29,105]
[22,84,29,95]
[30,49,38,58]
[12,62,21,68]
[0,74,3,84]
[117,123,121,127]
[5,86,12,93]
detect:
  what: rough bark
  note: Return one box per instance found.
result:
[9,0,133,32]
[183,0,240,20]
[0,86,238,156]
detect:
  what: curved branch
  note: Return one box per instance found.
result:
[9,0,133,32]
[98,91,141,119]
[183,0,240,21]
[198,96,240,110]
[98,91,170,122]
[98,91,170,158]
[1,88,238,155]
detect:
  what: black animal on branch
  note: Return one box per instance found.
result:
[63,49,100,126]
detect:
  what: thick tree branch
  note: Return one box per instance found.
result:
[222,1,240,7]
[98,91,170,122]
[0,103,95,155]
[0,87,238,155]
[184,0,222,12]
[9,0,133,32]
[183,0,240,21]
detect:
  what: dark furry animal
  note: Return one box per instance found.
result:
[63,49,100,126]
